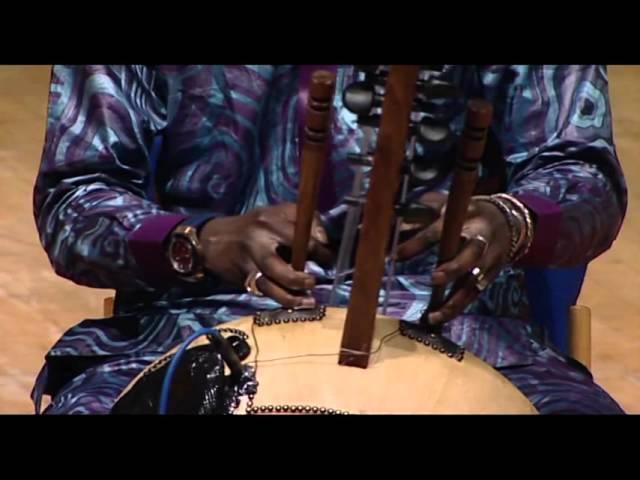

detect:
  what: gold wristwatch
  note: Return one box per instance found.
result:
[167,216,212,282]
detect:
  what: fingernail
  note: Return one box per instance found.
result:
[429,312,443,324]
[304,278,315,289]
[298,297,316,309]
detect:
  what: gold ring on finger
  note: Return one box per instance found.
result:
[245,271,264,297]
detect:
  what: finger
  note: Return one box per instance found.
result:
[417,191,448,211]
[255,274,316,310]
[308,242,335,269]
[427,273,480,326]
[428,244,506,326]
[396,220,443,260]
[431,236,487,286]
[254,250,316,292]
[311,215,329,245]
[398,225,424,245]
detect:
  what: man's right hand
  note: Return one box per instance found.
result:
[198,203,332,309]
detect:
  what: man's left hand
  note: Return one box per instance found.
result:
[396,192,513,326]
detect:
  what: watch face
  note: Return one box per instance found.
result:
[169,236,195,274]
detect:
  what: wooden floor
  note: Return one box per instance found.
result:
[1,65,638,414]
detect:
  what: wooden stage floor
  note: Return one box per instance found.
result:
[1,65,638,414]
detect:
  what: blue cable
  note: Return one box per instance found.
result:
[158,327,220,415]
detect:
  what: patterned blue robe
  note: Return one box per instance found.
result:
[32,65,627,414]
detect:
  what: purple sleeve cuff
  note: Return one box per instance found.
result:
[513,193,563,266]
[127,213,187,284]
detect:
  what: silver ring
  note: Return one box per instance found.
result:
[470,266,490,292]
[245,271,264,297]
